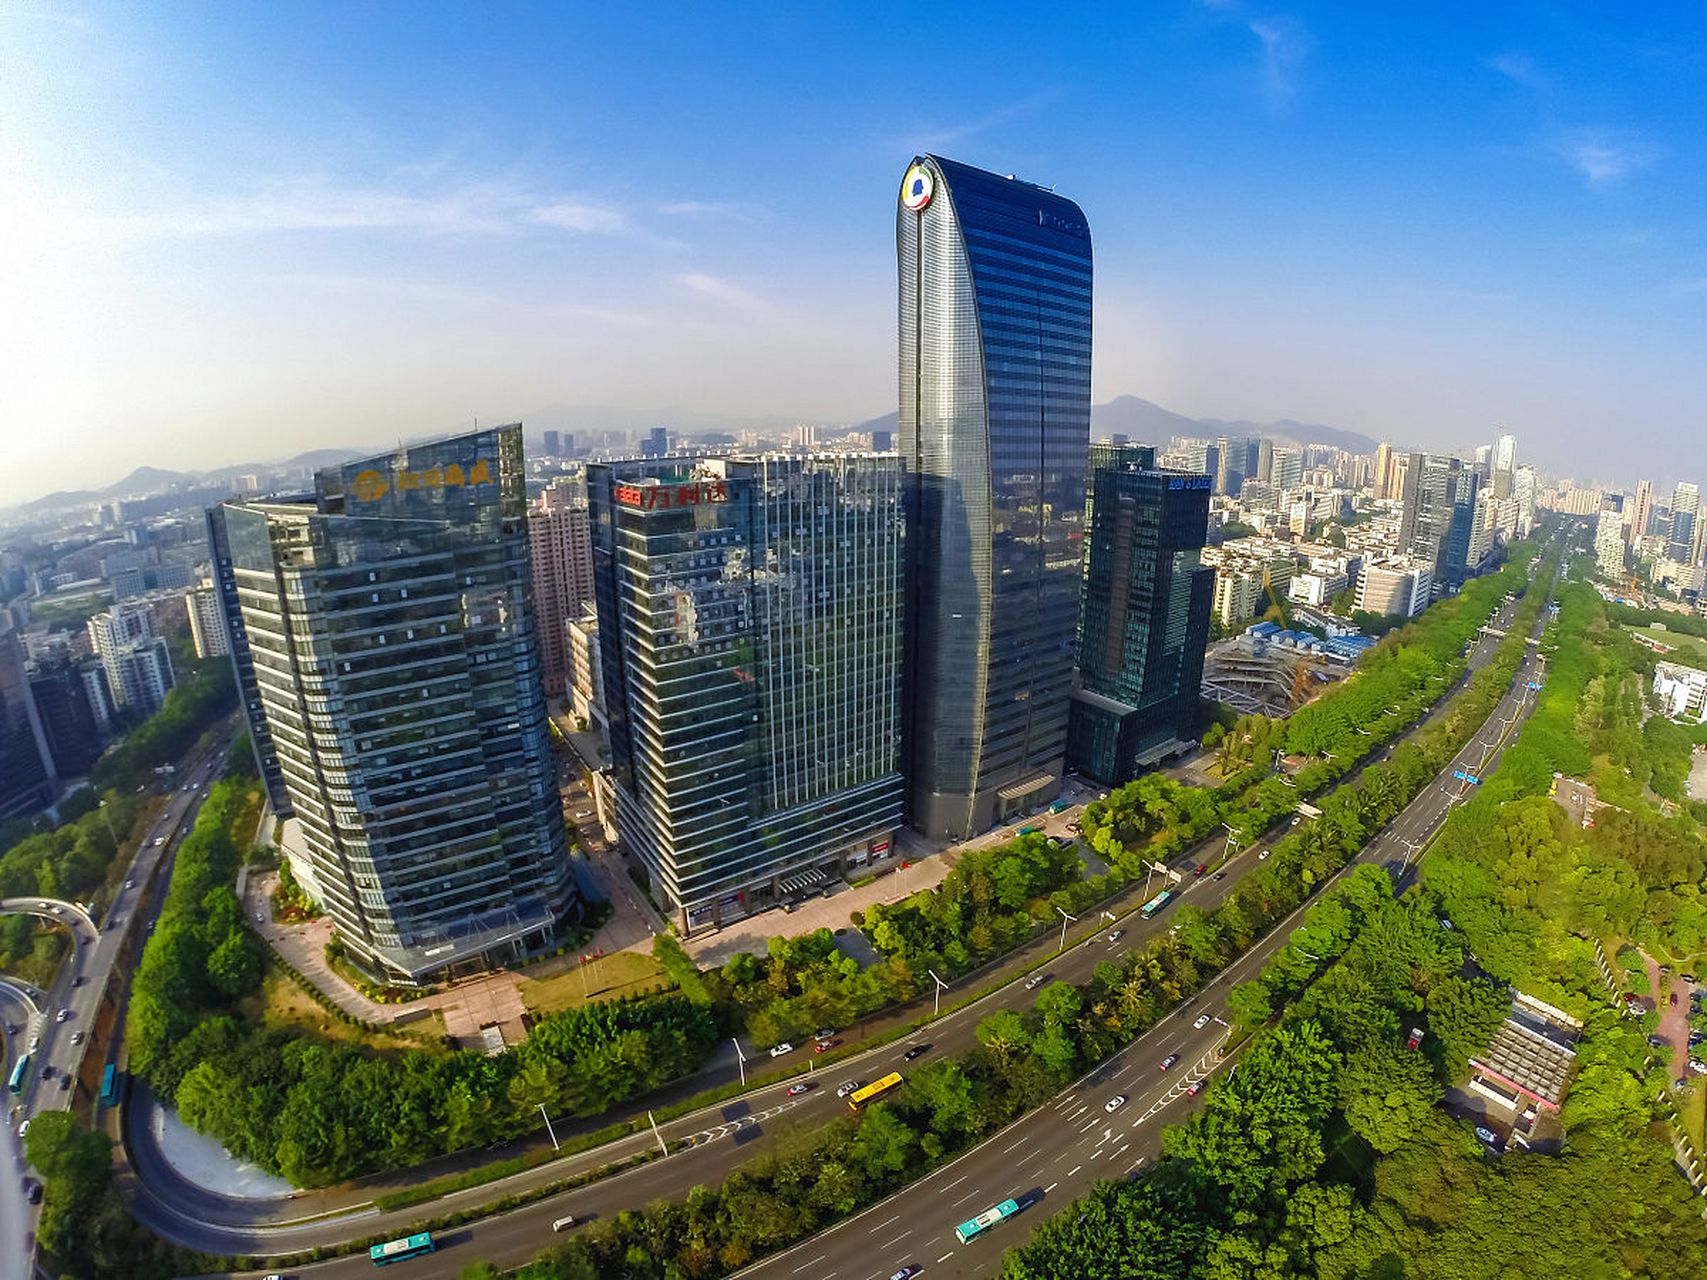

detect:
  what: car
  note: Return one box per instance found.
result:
[813,1039,840,1054]
[27,1036,39,1052]
[39,1066,51,1081]
[814,1028,837,1042]
[2,1024,14,1036]
[58,1076,69,1092]
[1186,1080,1205,1097]
[786,1083,812,1097]
[1160,1053,1181,1071]
[1193,863,1207,876]
[574,809,594,819]
[16,1120,28,1140]
[1650,1034,1669,1049]
[552,1215,576,1232]
[836,1080,862,1099]
[24,1179,41,1205]
[768,1042,794,1058]
[1212,871,1225,881]
[109,915,121,928]
[1691,1060,1707,1076]
[70,1031,84,1045]
[1106,929,1124,943]
[1257,849,1270,861]
[1672,992,1680,1007]
[1104,1094,1128,1113]
[55,1010,70,1023]
[902,1043,930,1061]
[889,1268,922,1280]
[152,836,165,847]
[1024,973,1048,990]
[1475,1126,1498,1144]
[254,912,265,923]
[124,879,134,890]
[48,905,61,915]
[72,975,85,988]
[1193,1014,1211,1030]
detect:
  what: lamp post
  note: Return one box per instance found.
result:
[732,1037,747,1087]
[538,1104,560,1151]
[927,967,949,1019]
[1055,906,1078,953]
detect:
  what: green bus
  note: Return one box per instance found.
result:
[370,1232,435,1265]
[955,1197,1020,1243]
[7,1054,29,1096]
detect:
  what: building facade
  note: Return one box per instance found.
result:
[86,603,175,718]
[186,583,230,658]
[896,153,1092,838]
[207,502,291,814]
[527,482,594,701]
[1398,452,1480,596]
[26,652,105,778]
[1067,447,1213,785]
[1654,661,1707,721]
[211,426,579,983]
[0,630,56,819]
[1356,559,1433,618]
[588,454,905,932]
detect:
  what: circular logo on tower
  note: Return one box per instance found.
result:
[901,163,934,212]
[351,469,389,501]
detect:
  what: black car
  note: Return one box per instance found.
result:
[902,1044,930,1061]
[24,1179,42,1205]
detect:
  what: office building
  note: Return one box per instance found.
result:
[1398,452,1480,596]
[207,503,291,814]
[870,428,893,452]
[1213,566,1264,626]
[1629,480,1655,545]
[1357,559,1433,619]
[211,426,580,984]
[1491,432,1518,475]
[543,429,561,458]
[565,608,606,735]
[1255,438,1275,485]
[641,426,670,458]
[588,453,904,932]
[1270,447,1305,491]
[1654,661,1707,722]
[87,603,175,718]
[26,652,104,778]
[896,153,1092,838]
[527,482,594,701]
[1595,509,1627,578]
[1373,442,1394,499]
[1067,447,1213,785]
[186,583,230,659]
[0,631,56,819]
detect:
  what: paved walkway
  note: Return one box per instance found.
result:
[1642,949,1693,1083]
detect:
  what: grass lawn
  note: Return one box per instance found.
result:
[519,949,667,1016]
[1629,624,1707,669]
[1682,1078,1706,1157]
[239,966,447,1054]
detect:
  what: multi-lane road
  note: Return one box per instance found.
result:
[0,725,238,1274]
[164,571,1552,1278]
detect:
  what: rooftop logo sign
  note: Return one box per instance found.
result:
[901,163,934,212]
[350,458,494,502]
[615,480,729,511]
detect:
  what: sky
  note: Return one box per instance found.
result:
[2,1,1704,506]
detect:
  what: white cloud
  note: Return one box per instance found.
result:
[1248,16,1313,109]
[1553,128,1663,185]
[1488,52,1552,91]
[675,272,766,313]
[659,200,744,217]
[526,201,626,233]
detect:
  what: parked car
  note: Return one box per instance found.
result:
[1475,1126,1498,1144]
[813,1039,840,1054]
[1258,849,1271,861]
[1104,1094,1128,1113]
[24,1179,41,1205]
[814,1028,837,1042]
[1160,1053,1181,1071]
[768,1042,794,1058]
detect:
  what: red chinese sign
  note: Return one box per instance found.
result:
[615,480,729,511]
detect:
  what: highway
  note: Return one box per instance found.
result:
[0,725,237,1274]
[170,573,1550,1277]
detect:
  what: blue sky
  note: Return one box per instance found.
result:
[3,1,1704,505]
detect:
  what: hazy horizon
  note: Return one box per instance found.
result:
[5,3,1704,507]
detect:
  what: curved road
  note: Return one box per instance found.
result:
[166,565,1555,1276]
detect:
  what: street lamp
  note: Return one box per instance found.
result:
[538,1103,560,1151]
[926,967,949,1019]
[732,1037,747,1087]
[1056,906,1078,952]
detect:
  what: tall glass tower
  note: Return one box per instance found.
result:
[896,154,1093,839]
[212,426,579,984]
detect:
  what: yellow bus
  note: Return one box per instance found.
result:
[848,1071,903,1111]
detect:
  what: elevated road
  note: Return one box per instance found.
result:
[171,571,1551,1275]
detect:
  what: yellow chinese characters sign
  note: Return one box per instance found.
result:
[350,459,494,502]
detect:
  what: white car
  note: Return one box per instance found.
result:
[55,1009,70,1023]
[17,1119,29,1139]
[1193,1014,1211,1030]
[153,836,165,847]
[124,879,135,890]
[768,1042,794,1058]
[836,1080,863,1099]
[1105,1094,1128,1113]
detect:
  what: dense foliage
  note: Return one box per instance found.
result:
[127,776,719,1186]
[89,661,236,794]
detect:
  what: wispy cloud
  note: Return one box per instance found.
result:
[659,200,746,218]
[911,89,1063,152]
[675,272,767,313]
[1488,52,1553,92]
[69,177,628,241]
[1552,127,1664,186]
[1248,16,1313,109]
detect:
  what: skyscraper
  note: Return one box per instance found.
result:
[212,426,580,983]
[26,652,104,778]
[0,631,56,820]
[1629,479,1655,546]
[208,502,291,813]
[185,583,230,659]
[543,429,561,457]
[896,153,1092,838]
[87,603,175,718]
[1373,442,1393,499]
[1398,452,1481,596]
[1491,431,1518,475]
[1067,446,1213,786]
[527,482,594,701]
[588,453,904,932]
[1270,447,1305,491]
[1670,482,1699,564]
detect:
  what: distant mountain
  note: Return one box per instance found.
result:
[104,466,198,495]
[859,396,1382,455]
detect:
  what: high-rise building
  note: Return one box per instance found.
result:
[543,429,561,457]
[1472,444,1493,477]
[1373,442,1393,499]
[1629,479,1655,546]
[1067,447,1213,785]
[185,583,230,659]
[588,453,904,932]
[1255,438,1275,484]
[1356,560,1433,618]
[207,503,290,813]
[1398,452,1480,596]
[871,428,894,452]
[896,153,1092,838]
[527,482,594,701]
[0,631,56,819]
[1214,435,1245,496]
[1670,482,1699,563]
[87,603,175,718]
[1595,509,1627,578]
[211,426,580,983]
[1212,566,1264,626]
[26,652,104,778]
[565,607,605,736]
[1491,431,1518,475]
[641,426,670,458]
[1270,447,1305,491]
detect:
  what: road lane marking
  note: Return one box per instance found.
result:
[879,1234,908,1249]
[1068,1164,1082,1176]
[952,1189,982,1206]
[938,1253,955,1263]
[873,1213,900,1231]
[941,1175,966,1191]
[1044,1181,1058,1192]
[1000,1135,1030,1154]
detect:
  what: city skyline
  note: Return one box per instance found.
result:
[6,3,1707,506]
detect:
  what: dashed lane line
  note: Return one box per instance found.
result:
[938,1253,955,1264]
[1068,1164,1082,1176]
[1044,1181,1058,1193]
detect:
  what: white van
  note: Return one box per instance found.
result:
[552,1214,576,1232]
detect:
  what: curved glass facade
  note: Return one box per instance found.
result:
[897,154,1092,839]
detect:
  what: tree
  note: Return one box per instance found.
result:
[1338,1041,1442,1153]
[1424,976,1508,1074]
[848,1103,917,1179]
[1227,979,1274,1029]
[976,1008,1031,1057]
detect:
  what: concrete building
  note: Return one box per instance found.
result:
[1628,480,1655,546]
[210,425,581,984]
[1357,559,1433,619]
[1213,566,1264,626]
[1594,509,1627,579]
[25,652,104,778]
[185,583,230,658]
[86,602,175,718]
[527,481,594,702]
[1653,661,1707,721]
[589,453,905,933]
[565,607,606,736]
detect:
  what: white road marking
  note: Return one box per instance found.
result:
[1044,1181,1058,1192]
[873,1213,901,1231]
[941,1174,966,1191]
[938,1253,955,1264]
[1068,1164,1082,1176]
[879,1234,908,1249]
[952,1189,982,1206]
[1001,1135,1030,1154]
